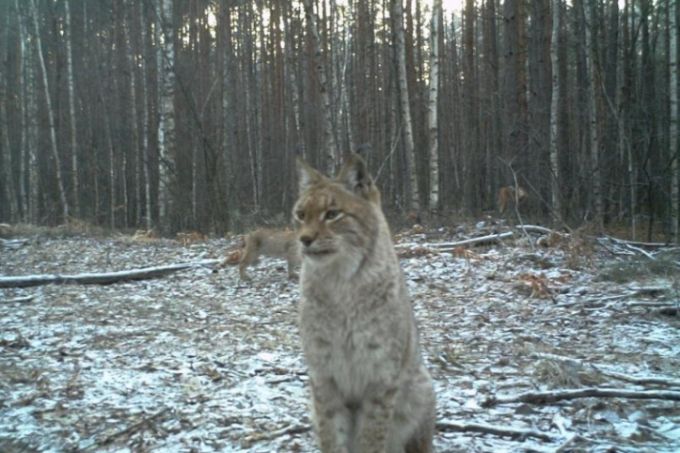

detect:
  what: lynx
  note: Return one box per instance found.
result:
[238,228,300,280]
[497,185,527,214]
[294,154,436,453]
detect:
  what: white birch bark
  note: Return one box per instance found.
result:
[303,0,340,174]
[283,2,305,159]
[64,0,79,219]
[549,0,561,222]
[156,0,176,230]
[427,0,441,212]
[30,0,70,221]
[391,0,421,213]
[335,0,355,153]
[669,0,678,242]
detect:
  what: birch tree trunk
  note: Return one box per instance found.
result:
[336,0,355,154]
[156,0,177,232]
[1,7,18,221]
[283,1,305,159]
[303,0,340,174]
[582,0,603,229]
[549,0,562,222]
[64,0,79,219]
[669,0,678,242]
[30,0,70,222]
[391,0,421,213]
[427,0,442,212]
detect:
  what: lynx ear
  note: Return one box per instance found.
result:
[336,153,376,200]
[297,157,324,194]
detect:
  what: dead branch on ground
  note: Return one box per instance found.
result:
[422,231,514,251]
[0,259,221,288]
[243,424,311,446]
[436,420,556,442]
[483,387,680,407]
[529,352,680,388]
[81,407,171,451]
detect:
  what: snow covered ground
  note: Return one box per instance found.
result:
[1,227,679,452]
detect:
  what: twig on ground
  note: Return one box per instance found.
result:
[422,232,514,250]
[530,352,680,387]
[81,407,171,451]
[0,238,29,249]
[592,367,680,388]
[553,433,584,453]
[483,388,680,407]
[1,295,35,303]
[517,225,557,235]
[623,243,657,260]
[604,235,670,248]
[436,420,556,442]
[243,424,311,446]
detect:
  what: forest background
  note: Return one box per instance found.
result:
[0,0,678,241]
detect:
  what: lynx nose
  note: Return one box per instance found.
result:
[300,233,316,247]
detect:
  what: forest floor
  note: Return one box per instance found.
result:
[1,223,679,452]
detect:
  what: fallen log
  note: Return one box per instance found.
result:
[0,259,221,288]
[483,387,680,407]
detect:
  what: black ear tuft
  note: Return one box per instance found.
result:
[297,157,324,194]
[336,153,375,199]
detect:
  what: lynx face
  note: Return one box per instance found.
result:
[293,157,380,267]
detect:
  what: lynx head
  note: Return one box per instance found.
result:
[293,154,382,265]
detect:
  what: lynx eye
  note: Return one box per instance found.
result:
[325,209,341,221]
[295,210,306,221]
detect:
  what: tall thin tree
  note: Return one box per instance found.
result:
[64,0,80,218]
[156,0,177,231]
[303,0,340,174]
[391,0,420,213]
[427,0,442,212]
[670,0,678,241]
[549,0,562,222]
[582,0,603,229]
[30,0,70,222]
[1,5,18,221]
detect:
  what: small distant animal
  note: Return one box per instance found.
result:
[497,185,527,214]
[176,231,206,246]
[238,228,300,280]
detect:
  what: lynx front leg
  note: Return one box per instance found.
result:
[286,256,299,280]
[356,389,397,453]
[238,247,258,281]
[311,380,352,453]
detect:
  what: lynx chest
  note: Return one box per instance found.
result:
[299,281,408,400]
